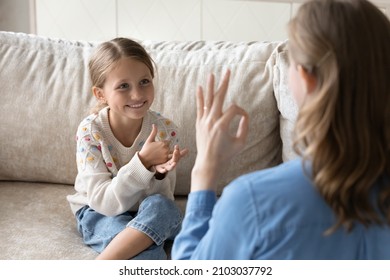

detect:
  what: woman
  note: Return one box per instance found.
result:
[172,0,390,259]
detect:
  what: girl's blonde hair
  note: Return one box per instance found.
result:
[88,37,155,113]
[288,0,390,233]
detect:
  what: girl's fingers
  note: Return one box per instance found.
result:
[171,146,180,162]
[180,148,189,157]
[165,162,177,171]
[145,124,157,143]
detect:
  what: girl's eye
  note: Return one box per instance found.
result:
[118,83,129,90]
[140,79,150,86]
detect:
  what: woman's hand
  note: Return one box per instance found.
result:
[191,70,249,192]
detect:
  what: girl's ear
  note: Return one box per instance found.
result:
[297,65,317,95]
[92,86,106,103]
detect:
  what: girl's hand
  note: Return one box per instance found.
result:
[139,124,171,170]
[155,145,189,174]
[191,70,249,192]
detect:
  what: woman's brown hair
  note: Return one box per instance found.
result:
[288,0,390,233]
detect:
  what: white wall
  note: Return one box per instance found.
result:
[33,0,390,41]
[2,0,389,41]
[34,0,295,41]
[0,0,34,33]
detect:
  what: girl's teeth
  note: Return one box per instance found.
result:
[129,103,143,108]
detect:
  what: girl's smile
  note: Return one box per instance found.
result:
[126,101,147,109]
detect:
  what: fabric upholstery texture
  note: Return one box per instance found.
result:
[0,31,295,259]
[273,44,299,161]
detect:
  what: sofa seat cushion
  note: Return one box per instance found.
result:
[0,181,190,259]
[0,181,97,259]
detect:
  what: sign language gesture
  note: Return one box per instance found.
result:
[139,124,188,175]
[191,70,249,192]
[155,144,188,174]
[139,124,171,170]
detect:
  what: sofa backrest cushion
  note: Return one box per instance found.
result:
[0,32,96,185]
[272,43,299,161]
[0,32,290,195]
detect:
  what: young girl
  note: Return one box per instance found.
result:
[67,37,188,260]
[172,0,390,259]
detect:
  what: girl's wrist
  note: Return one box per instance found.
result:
[138,152,152,170]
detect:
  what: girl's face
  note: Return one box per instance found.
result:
[100,57,154,122]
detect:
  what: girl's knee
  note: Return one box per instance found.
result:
[142,194,180,215]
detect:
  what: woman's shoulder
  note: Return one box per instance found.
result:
[220,158,332,229]
[224,159,322,212]
[233,158,310,187]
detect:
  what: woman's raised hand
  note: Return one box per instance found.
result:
[191,70,249,192]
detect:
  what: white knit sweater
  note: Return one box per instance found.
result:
[67,107,180,216]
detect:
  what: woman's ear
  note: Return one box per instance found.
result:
[92,86,106,103]
[297,65,317,94]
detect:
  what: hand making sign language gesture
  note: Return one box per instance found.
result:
[139,124,188,174]
[191,70,249,192]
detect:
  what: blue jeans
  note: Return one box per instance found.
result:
[75,194,182,260]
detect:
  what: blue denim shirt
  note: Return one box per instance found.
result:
[172,159,390,259]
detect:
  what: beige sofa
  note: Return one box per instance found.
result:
[0,31,297,259]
